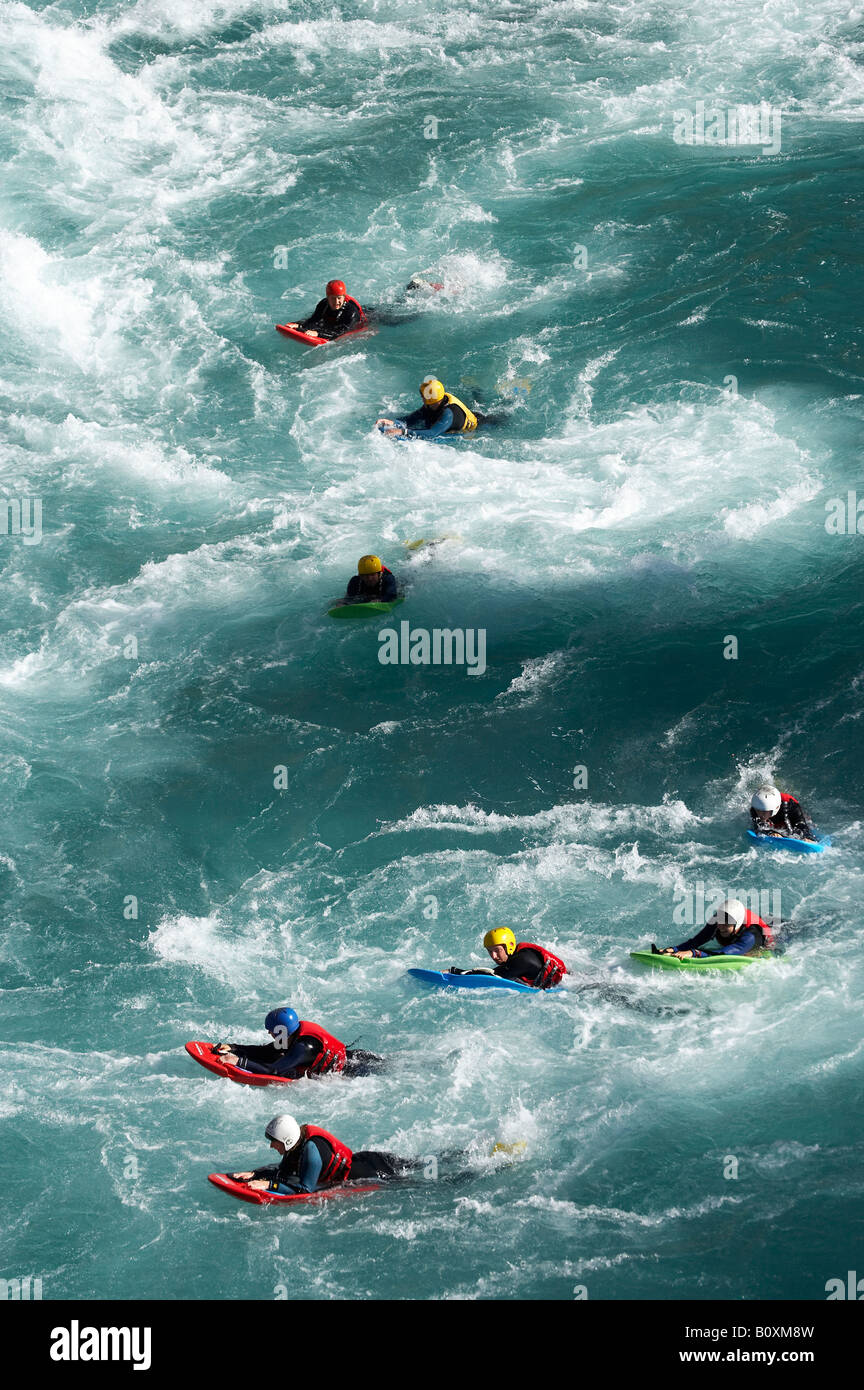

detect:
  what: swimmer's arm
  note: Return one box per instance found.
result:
[270,1145,323,1195]
[404,407,454,439]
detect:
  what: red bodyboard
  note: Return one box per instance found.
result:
[275,323,373,346]
[207,1173,382,1206]
[185,1040,295,1087]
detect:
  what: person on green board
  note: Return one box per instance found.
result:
[655,898,775,959]
[345,554,398,602]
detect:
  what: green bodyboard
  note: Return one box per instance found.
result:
[629,951,770,972]
[328,598,405,620]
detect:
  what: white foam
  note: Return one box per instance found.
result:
[496,651,568,703]
[380,798,700,838]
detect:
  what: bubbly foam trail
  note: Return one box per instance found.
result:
[0,0,862,1303]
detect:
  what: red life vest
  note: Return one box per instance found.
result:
[343,293,367,325]
[299,1125,353,1185]
[742,911,775,952]
[513,942,567,989]
[297,1021,347,1075]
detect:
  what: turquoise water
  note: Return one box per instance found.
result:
[1,0,863,1301]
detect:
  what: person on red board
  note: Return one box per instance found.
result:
[229,1114,424,1194]
[655,898,775,960]
[282,279,366,340]
[215,1007,385,1079]
[749,785,816,841]
[281,274,445,340]
[449,927,567,989]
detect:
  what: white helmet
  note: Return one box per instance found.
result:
[265,1115,301,1149]
[751,786,781,816]
[419,375,445,404]
[707,898,746,932]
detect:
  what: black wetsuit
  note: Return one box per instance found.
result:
[351,1152,425,1179]
[493,947,546,986]
[346,568,398,602]
[298,297,365,340]
[230,1039,385,1079]
[358,278,442,326]
[343,1049,386,1078]
[750,796,814,839]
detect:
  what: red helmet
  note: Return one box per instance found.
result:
[326,279,347,296]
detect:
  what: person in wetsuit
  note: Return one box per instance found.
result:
[345,553,399,602]
[282,279,366,341]
[215,1007,385,1080]
[377,376,504,439]
[449,927,567,989]
[283,274,446,341]
[230,1115,424,1195]
[655,897,775,960]
[750,786,815,840]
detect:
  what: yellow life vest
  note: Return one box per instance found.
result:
[442,392,478,433]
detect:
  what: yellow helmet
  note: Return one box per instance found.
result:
[357,554,383,575]
[419,375,445,404]
[483,927,516,956]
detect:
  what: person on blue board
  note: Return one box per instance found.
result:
[377,376,488,438]
[345,553,399,602]
[448,927,567,989]
[655,898,775,960]
[229,1115,424,1194]
[282,279,366,340]
[749,786,815,841]
[215,1007,385,1079]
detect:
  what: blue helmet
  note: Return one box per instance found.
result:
[265,1007,299,1037]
